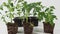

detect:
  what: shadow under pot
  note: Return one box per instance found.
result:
[43,22,55,34]
[13,17,23,27]
[6,22,18,34]
[28,17,38,26]
[23,21,33,34]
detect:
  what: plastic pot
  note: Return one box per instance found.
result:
[28,16,38,26]
[13,17,23,27]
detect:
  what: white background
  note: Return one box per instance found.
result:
[0,0,60,34]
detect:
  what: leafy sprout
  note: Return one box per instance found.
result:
[44,6,57,26]
[0,0,23,23]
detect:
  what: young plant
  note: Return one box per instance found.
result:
[22,1,32,23]
[0,0,23,23]
[22,2,45,26]
[0,0,14,23]
[44,6,57,26]
[32,2,45,21]
[15,0,24,18]
[27,2,45,21]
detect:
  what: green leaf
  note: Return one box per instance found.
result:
[9,7,14,12]
[17,11,21,15]
[40,5,45,8]
[52,15,57,19]
[26,6,32,13]
[9,13,14,18]
[35,7,40,12]
[1,16,6,23]
[1,16,4,19]
[23,1,27,6]
[22,8,25,11]
[16,4,20,9]
[17,9,20,11]
[6,5,10,8]
[50,8,54,11]
[50,20,54,26]
[34,13,37,15]
[36,2,41,5]
[45,8,49,12]
[44,14,47,18]
[11,14,14,18]
[50,6,55,9]
[38,12,43,21]
[8,0,12,4]
[18,0,24,3]
[10,2,13,7]
[0,5,3,10]
[3,2,7,6]
[38,16,43,21]
[40,12,45,16]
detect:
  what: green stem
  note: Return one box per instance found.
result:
[10,12,12,23]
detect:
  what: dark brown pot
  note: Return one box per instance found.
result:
[7,23,18,34]
[23,22,33,34]
[43,22,55,34]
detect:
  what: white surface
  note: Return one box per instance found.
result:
[0,21,8,34]
[17,32,51,34]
